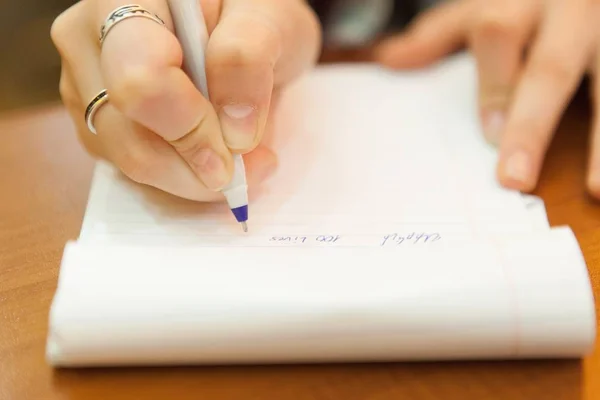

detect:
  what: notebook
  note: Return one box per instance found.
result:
[46,52,596,367]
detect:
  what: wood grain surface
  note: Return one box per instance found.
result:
[1,86,600,399]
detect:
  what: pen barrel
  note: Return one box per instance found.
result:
[223,159,249,209]
[167,0,249,210]
[167,0,210,98]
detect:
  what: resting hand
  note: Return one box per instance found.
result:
[376,0,600,196]
[51,0,321,201]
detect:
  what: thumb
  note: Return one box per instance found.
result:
[206,0,320,153]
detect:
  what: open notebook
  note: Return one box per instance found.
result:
[47,53,596,366]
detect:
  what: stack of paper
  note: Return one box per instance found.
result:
[46,53,596,367]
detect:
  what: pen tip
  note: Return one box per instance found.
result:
[241,221,248,233]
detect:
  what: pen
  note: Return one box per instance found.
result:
[167,0,249,232]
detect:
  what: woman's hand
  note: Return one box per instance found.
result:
[51,0,321,201]
[376,0,600,196]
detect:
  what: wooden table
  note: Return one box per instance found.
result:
[2,85,600,399]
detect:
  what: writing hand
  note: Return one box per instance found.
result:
[375,0,600,196]
[51,0,321,201]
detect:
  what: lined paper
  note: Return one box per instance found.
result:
[78,53,547,247]
[48,227,595,366]
[46,52,595,367]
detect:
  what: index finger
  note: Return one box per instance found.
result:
[496,0,594,191]
[95,0,234,189]
[95,1,211,141]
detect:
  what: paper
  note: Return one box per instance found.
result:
[47,227,595,366]
[46,52,595,366]
[78,53,546,247]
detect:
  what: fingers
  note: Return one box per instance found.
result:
[96,0,234,190]
[469,0,540,144]
[587,56,600,198]
[60,66,107,159]
[375,1,472,69]
[52,0,283,205]
[206,0,321,152]
[496,0,596,192]
[53,2,221,200]
[51,1,107,157]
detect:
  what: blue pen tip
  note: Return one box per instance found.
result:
[231,205,248,223]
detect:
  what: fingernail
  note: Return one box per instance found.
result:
[220,104,258,150]
[190,148,230,190]
[482,110,505,145]
[504,150,532,185]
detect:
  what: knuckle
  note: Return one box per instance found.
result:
[50,11,70,49]
[294,1,323,59]
[108,65,162,114]
[50,3,83,51]
[58,75,78,108]
[472,8,520,39]
[530,55,576,84]
[209,16,282,70]
[169,114,211,155]
[210,41,275,72]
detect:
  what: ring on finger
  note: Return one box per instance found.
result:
[85,89,109,134]
[99,4,166,44]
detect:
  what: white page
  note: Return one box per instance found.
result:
[47,227,595,366]
[78,53,547,248]
[46,52,594,368]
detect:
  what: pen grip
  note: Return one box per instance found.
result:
[167,0,210,98]
[167,0,249,203]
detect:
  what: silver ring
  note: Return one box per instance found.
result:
[85,89,109,135]
[99,4,166,44]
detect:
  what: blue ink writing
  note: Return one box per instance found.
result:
[270,236,308,244]
[269,235,342,245]
[316,235,341,243]
[381,232,441,247]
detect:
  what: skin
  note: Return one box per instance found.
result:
[375,0,600,198]
[53,0,600,201]
[51,0,321,202]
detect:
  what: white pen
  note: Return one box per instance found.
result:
[167,0,249,232]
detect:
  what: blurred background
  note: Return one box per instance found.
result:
[0,0,75,112]
[0,0,419,113]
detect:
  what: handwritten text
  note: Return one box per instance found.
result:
[380,232,441,247]
[266,232,441,247]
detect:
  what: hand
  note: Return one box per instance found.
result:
[51,0,321,201]
[375,0,600,196]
